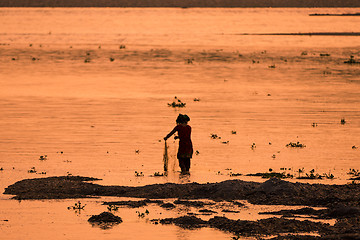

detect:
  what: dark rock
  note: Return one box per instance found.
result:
[198,209,217,213]
[160,216,207,229]
[160,203,176,209]
[327,205,360,218]
[88,212,122,223]
[102,200,147,208]
[259,207,327,218]
[173,199,211,207]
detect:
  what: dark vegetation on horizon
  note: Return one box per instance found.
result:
[1,0,360,7]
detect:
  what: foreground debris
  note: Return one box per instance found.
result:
[155,214,360,239]
[157,216,328,236]
[4,176,360,239]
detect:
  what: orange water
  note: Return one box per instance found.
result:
[0,7,359,239]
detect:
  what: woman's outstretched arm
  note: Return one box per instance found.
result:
[164,126,177,141]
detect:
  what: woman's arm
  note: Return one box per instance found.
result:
[164,126,177,141]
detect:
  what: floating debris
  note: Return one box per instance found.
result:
[68,201,86,210]
[268,64,276,68]
[186,58,194,64]
[296,168,334,179]
[280,167,291,171]
[348,168,360,177]
[210,134,221,139]
[344,55,360,64]
[229,172,242,177]
[136,209,149,218]
[153,172,164,177]
[286,141,306,148]
[167,96,186,108]
[28,167,36,173]
[320,53,330,57]
[246,172,293,179]
[107,205,119,212]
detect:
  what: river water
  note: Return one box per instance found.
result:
[0,7,359,239]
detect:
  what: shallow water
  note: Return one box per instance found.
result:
[0,7,360,239]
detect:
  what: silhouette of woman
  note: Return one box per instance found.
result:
[164,114,193,174]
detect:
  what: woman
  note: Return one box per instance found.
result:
[164,114,193,174]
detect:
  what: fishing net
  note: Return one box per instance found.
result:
[163,141,169,172]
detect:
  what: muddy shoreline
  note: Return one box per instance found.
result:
[4,176,360,239]
[4,176,360,207]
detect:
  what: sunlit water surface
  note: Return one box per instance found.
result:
[0,7,359,240]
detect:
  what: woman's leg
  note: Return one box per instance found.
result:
[178,158,186,173]
[184,158,190,172]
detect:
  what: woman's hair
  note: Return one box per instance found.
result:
[176,114,190,124]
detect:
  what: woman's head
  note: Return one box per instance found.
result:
[176,114,190,124]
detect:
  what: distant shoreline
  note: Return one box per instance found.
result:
[1,0,360,8]
[310,13,360,16]
[235,32,360,36]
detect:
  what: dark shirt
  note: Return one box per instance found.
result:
[167,124,193,158]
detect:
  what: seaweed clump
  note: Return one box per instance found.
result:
[344,55,360,64]
[286,142,306,148]
[168,96,186,108]
[246,172,293,179]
